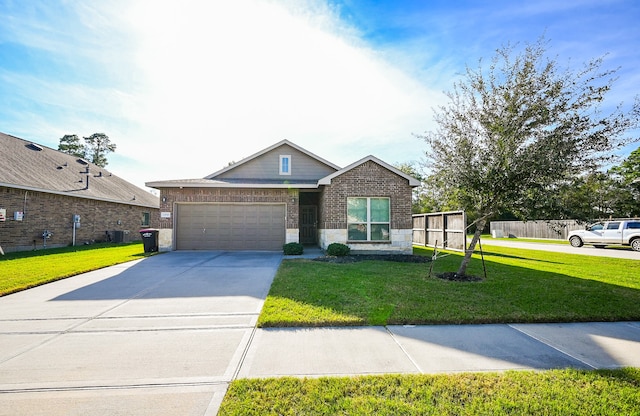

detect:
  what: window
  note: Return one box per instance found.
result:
[589,223,604,231]
[279,155,291,175]
[141,212,150,227]
[627,222,640,229]
[347,197,390,241]
[606,222,621,230]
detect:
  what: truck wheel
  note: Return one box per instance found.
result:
[569,236,583,247]
[631,238,640,252]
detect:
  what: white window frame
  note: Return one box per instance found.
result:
[279,155,291,175]
[347,197,391,241]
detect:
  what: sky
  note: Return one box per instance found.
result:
[1,0,639,192]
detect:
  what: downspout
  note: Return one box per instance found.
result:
[23,191,28,219]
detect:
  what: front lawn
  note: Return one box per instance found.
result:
[0,243,153,296]
[258,245,640,327]
[220,368,640,415]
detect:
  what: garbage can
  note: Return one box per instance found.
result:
[139,229,159,252]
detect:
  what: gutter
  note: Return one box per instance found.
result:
[0,182,158,209]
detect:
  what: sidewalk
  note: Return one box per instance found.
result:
[236,322,640,379]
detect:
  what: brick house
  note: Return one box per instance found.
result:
[0,132,159,253]
[146,140,419,254]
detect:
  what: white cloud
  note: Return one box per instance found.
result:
[109,0,440,187]
[0,0,442,190]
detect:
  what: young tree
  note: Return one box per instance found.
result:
[420,38,640,276]
[57,134,86,159]
[84,133,117,167]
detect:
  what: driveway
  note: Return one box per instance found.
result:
[0,251,282,416]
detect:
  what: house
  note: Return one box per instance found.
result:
[0,132,159,252]
[146,140,419,253]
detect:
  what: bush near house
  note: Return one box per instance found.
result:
[326,243,350,256]
[283,242,304,255]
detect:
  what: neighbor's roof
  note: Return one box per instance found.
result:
[0,132,158,208]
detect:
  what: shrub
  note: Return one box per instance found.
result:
[283,242,304,255]
[326,243,350,256]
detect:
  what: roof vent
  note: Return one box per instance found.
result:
[76,158,89,165]
[27,143,43,151]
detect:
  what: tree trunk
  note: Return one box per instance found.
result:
[456,217,487,276]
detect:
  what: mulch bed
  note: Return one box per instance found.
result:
[312,254,432,264]
[436,271,483,282]
[311,254,483,282]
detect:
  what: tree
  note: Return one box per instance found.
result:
[419,38,640,277]
[609,146,640,216]
[84,133,116,168]
[611,146,640,183]
[57,134,86,159]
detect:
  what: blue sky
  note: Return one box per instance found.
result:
[1,0,638,190]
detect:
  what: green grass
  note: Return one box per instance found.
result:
[220,368,640,415]
[0,243,154,296]
[258,245,640,327]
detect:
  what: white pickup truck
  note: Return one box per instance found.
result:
[568,220,640,251]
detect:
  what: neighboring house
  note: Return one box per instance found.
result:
[0,132,159,252]
[146,140,419,254]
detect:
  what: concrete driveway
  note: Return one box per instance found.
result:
[0,251,282,416]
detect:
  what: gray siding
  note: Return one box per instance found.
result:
[216,144,337,181]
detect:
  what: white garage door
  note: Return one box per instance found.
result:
[176,204,285,250]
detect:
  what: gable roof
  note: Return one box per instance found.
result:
[0,132,158,208]
[147,139,340,189]
[318,155,421,187]
[204,139,340,179]
[146,140,420,189]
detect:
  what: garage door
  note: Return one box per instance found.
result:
[176,204,285,250]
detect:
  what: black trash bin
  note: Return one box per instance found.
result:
[139,229,159,253]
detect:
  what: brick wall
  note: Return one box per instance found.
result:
[319,161,413,230]
[0,186,159,252]
[157,187,299,229]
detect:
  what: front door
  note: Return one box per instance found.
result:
[300,205,317,244]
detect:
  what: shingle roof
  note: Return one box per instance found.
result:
[0,132,158,208]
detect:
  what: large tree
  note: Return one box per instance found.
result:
[83,133,116,168]
[420,38,640,276]
[57,134,86,159]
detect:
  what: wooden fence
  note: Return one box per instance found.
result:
[489,220,584,240]
[412,211,467,251]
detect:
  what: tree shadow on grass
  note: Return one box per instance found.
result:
[259,253,640,370]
